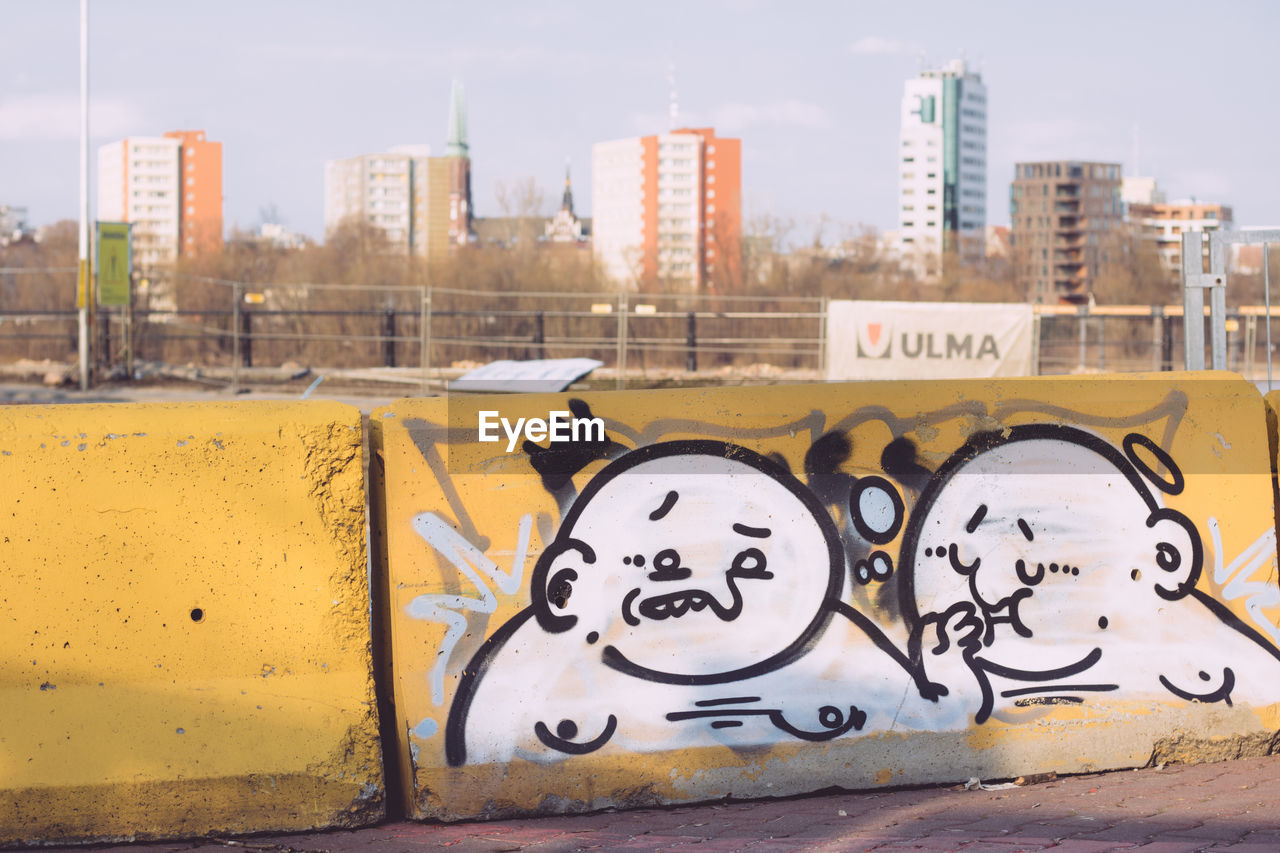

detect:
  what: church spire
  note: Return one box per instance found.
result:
[561,158,574,216]
[445,79,468,158]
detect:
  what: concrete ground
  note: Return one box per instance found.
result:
[29,754,1280,852]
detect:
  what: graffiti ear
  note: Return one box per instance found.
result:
[1144,508,1202,601]
[531,538,596,633]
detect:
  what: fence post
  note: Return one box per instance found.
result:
[1162,311,1174,371]
[616,291,628,390]
[1030,313,1042,376]
[818,296,829,377]
[241,305,253,368]
[1096,316,1105,372]
[1151,306,1163,372]
[419,286,432,395]
[231,282,241,392]
[1077,306,1088,372]
[534,311,545,353]
[1245,314,1257,380]
[99,310,111,369]
[383,308,396,368]
[686,311,697,373]
[125,288,134,379]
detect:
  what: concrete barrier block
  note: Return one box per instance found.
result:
[373,373,1280,820]
[0,401,382,845]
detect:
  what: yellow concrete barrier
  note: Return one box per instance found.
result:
[373,372,1280,820]
[0,401,382,844]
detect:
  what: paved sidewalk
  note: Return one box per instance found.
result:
[36,754,1280,853]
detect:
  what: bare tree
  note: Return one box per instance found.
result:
[492,177,547,250]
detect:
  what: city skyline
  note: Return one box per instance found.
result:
[3,0,1279,243]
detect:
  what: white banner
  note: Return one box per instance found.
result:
[826,300,1034,380]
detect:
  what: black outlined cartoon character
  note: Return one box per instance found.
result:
[444,440,928,766]
[900,423,1280,724]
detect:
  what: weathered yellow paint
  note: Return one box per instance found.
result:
[373,373,1280,820]
[0,402,383,845]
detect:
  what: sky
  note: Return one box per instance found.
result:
[4,0,1280,243]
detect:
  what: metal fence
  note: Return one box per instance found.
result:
[2,270,1277,387]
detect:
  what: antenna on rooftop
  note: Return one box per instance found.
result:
[668,62,679,131]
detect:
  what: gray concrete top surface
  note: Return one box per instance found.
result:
[0,382,407,414]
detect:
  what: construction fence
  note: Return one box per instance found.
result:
[1,270,1277,383]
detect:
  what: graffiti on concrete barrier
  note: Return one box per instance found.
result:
[442,440,940,766]
[898,424,1280,725]
[402,392,1280,768]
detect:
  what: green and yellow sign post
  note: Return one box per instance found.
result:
[95,222,131,307]
[95,222,133,376]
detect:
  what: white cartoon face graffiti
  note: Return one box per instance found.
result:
[532,443,841,684]
[889,424,1280,724]
[906,437,1196,677]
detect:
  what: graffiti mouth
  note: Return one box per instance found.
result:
[972,585,1033,646]
[622,585,743,624]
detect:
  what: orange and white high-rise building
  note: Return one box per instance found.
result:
[165,130,223,257]
[592,127,740,292]
[97,130,223,269]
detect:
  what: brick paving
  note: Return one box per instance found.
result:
[31,754,1280,852]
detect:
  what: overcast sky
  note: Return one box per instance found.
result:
[4,0,1279,242]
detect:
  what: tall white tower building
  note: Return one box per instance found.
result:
[897,59,987,277]
[97,136,182,269]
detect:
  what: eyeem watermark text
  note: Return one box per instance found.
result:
[478,410,605,452]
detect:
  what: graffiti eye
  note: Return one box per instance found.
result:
[654,549,681,571]
[547,568,577,610]
[1015,558,1044,586]
[1156,542,1181,573]
[731,547,772,578]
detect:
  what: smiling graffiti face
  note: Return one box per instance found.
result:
[901,427,1200,678]
[532,441,842,684]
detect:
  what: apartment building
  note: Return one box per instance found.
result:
[324,145,445,256]
[97,130,223,269]
[591,127,741,292]
[1127,200,1233,280]
[897,59,987,277]
[1010,160,1123,304]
